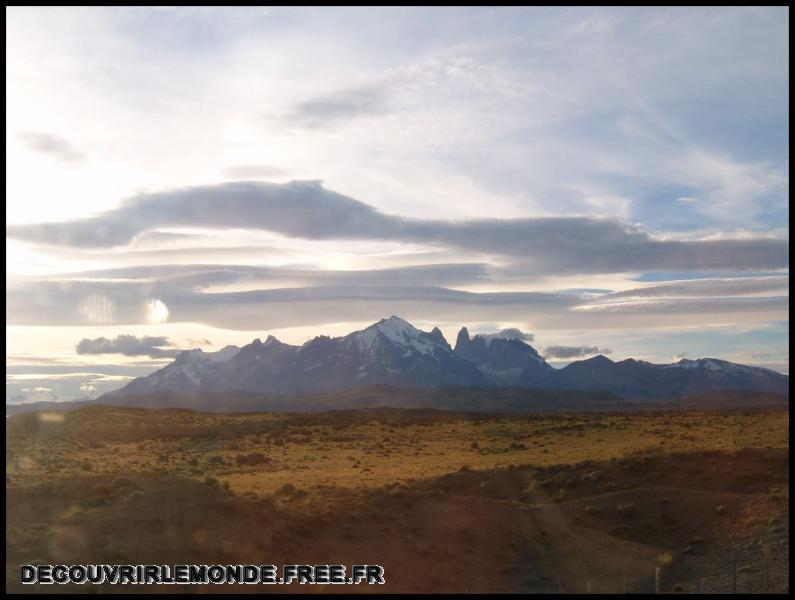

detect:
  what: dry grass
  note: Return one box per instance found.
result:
[6,407,788,496]
[5,405,789,594]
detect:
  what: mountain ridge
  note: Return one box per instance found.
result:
[100,316,788,403]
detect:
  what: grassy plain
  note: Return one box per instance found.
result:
[6,405,790,593]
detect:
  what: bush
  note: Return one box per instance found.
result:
[111,476,136,489]
[277,483,296,496]
[235,452,269,467]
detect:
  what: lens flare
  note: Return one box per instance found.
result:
[78,294,115,323]
[145,299,169,324]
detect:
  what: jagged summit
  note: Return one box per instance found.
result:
[455,325,550,386]
[263,334,282,347]
[175,345,240,364]
[429,327,449,348]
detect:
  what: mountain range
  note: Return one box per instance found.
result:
[102,316,788,403]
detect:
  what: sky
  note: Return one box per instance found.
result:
[5,6,789,403]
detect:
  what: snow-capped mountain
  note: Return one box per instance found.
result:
[229,316,490,394]
[454,327,553,386]
[113,345,240,395]
[539,354,789,400]
[293,316,491,393]
[104,317,788,401]
[203,335,299,394]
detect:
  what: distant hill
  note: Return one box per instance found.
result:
[5,398,95,417]
[536,355,790,400]
[9,386,787,416]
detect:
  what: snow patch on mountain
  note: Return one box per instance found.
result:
[355,316,439,356]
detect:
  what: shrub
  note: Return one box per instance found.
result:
[234,452,269,467]
[277,483,296,496]
[111,476,135,489]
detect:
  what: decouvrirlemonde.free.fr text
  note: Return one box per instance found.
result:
[21,564,386,585]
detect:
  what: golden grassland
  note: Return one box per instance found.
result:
[5,405,790,593]
[7,406,788,496]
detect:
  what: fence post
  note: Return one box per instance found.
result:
[655,567,661,594]
[586,580,591,594]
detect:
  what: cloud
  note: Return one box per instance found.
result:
[575,296,787,316]
[131,231,211,246]
[543,345,612,359]
[287,85,388,127]
[7,181,789,274]
[475,328,534,343]
[222,164,288,179]
[53,262,491,290]
[6,363,169,376]
[18,131,84,161]
[8,276,787,331]
[749,351,788,360]
[79,382,99,397]
[598,276,790,301]
[7,375,131,405]
[75,334,180,358]
[16,386,57,403]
